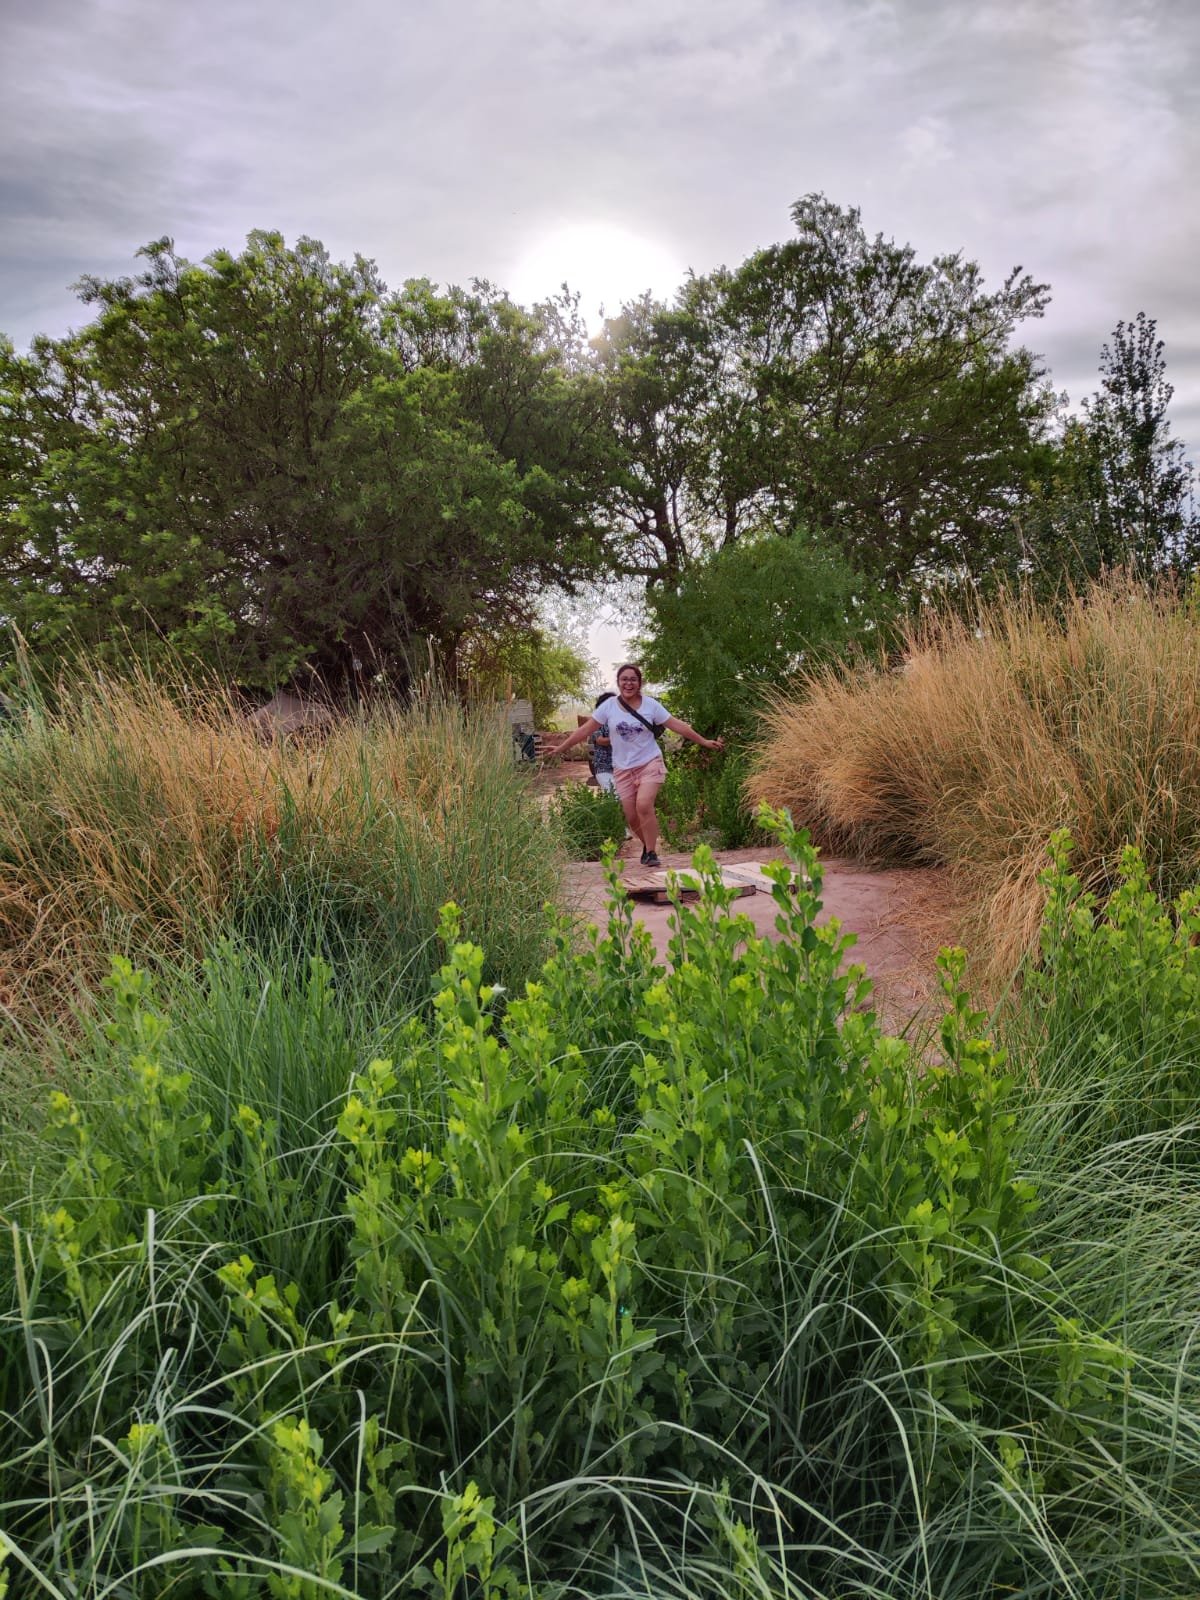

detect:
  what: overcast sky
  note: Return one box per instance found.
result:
[3,0,1198,672]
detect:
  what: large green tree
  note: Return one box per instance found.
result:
[0,235,608,693]
[590,294,718,578]
[593,196,1055,589]
[1012,313,1198,589]
[1078,313,1197,574]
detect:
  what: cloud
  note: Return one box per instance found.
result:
[1,0,1198,455]
[899,115,954,169]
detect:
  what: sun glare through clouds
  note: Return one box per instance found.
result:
[508,221,684,330]
[507,221,684,687]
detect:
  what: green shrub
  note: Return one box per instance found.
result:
[546,779,626,859]
[656,758,701,846]
[640,529,887,740]
[659,749,766,850]
[4,812,1196,1596]
[1012,828,1200,1145]
[704,747,767,848]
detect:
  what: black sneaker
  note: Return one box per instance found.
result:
[639,847,650,865]
[642,851,661,868]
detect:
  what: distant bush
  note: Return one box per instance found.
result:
[640,530,889,739]
[749,573,1200,972]
[459,620,590,725]
[546,779,626,858]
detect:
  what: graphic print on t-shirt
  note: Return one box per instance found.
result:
[594,693,669,771]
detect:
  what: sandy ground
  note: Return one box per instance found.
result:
[564,845,957,1034]
[537,762,960,1034]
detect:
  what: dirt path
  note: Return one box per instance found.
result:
[564,845,958,1033]
[532,762,959,1031]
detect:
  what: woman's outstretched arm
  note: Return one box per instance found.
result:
[546,716,601,756]
[663,715,724,752]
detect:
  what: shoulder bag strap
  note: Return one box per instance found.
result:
[617,697,664,738]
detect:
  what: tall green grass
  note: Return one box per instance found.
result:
[748,574,1200,974]
[2,814,1197,1597]
[0,671,557,1066]
[545,781,626,860]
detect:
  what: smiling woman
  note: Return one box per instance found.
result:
[509,220,684,327]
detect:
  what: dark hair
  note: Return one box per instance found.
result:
[615,663,643,686]
[594,690,615,708]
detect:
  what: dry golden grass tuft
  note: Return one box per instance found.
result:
[748,574,1200,975]
[0,673,259,956]
[0,669,553,1021]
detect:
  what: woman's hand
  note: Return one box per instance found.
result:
[706,736,725,752]
[546,718,600,758]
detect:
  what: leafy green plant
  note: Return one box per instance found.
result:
[658,749,764,849]
[1,811,1198,1597]
[655,758,701,847]
[546,779,626,859]
[704,748,766,848]
[413,1480,520,1600]
[1017,827,1200,1142]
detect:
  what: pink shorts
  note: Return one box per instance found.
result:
[613,755,667,805]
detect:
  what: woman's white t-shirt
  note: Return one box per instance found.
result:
[593,694,669,771]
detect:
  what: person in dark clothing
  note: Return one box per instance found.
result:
[588,690,616,792]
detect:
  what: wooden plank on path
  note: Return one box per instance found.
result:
[644,881,757,906]
[719,862,803,893]
[616,865,758,905]
[618,867,666,895]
